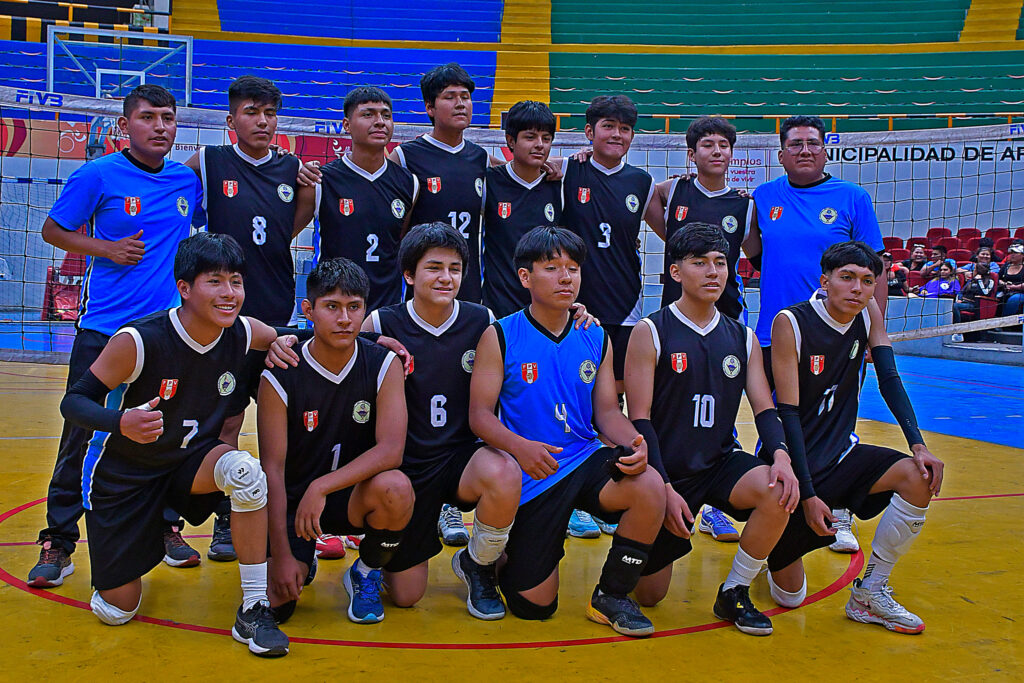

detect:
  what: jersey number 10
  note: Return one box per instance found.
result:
[692,394,715,428]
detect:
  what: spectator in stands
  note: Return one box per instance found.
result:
[882,252,907,296]
[902,245,927,273]
[915,262,961,298]
[959,246,1000,276]
[953,263,996,323]
[921,245,956,279]
[1000,242,1024,316]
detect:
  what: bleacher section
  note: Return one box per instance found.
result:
[0,0,140,24]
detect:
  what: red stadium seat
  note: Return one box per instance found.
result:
[737,257,754,280]
[995,251,1005,262]
[882,236,903,250]
[926,227,952,242]
[906,271,926,290]
[890,248,910,262]
[935,237,959,251]
[986,228,1010,242]
[963,237,981,252]
[948,249,972,263]
[956,273,966,287]
[957,228,981,242]
[960,297,999,322]
[1015,227,1024,239]
[995,237,1011,254]
[906,237,929,251]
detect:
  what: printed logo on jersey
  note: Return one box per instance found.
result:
[722,215,739,233]
[304,410,318,432]
[217,372,236,396]
[475,177,484,197]
[277,183,294,203]
[176,196,189,217]
[391,199,406,219]
[498,202,512,219]
[770,206,783,221]
[722,354,741,378]
[850,340,860,359]
[353,400,371,424]
[671,352,687,373]
[579,359,597,384]
[461,350,475,373]
[578,187,591,204]
[521,362,538,384]
[625,194,640,213]
[675,205,688,222]
[426,177,442,194]
[124,196,142,216]
[222,180,238,198]
[340,198,355,216]
[544,203,555,222]
[810,355,825,375]
[159,379,178,400]
[819,207,838,225]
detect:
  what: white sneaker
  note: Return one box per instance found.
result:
[845,578,925,634]
[828,508,859,553]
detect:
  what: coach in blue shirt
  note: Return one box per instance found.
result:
[29,84,203,588]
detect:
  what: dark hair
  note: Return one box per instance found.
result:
[174,232,245,283]
[228,75,282,113]
[585,95,637,128]
[306,258,369,303]
[514,226,587,272]
[779,115,826,147]
[399,222,470,276]
[667,222,729,263]
[123,84,176,118]
[820,240,883,277]
[344,86,392,119]
[421,63,474,108]
[974,246,993,258]
[932,244,948,256]
[686,116,737,150]
[505,100,556,141]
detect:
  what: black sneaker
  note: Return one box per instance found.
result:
[207,512,236,562]
[586,587,654,637]
[27,538,74,588]
[232,601,290,657]
[162,527,200,568]
[451,548,505,620]
[713,583,773,636]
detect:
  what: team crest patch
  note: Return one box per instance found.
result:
[578,187,591,204]
[544,203,555,222]
[521,362,538,384]
[675,205,688,222]
[304,410,318,432]
[579,359,597,384]
[850,340,859,359]
[722,354,741,378]
[625,194,640,213]
[340,198,355,216]
[427,177,442,194]
[222,180,238,198]
[176,196,189,217]
[475,177,484,197]
[277,183,294,203]
[391,199,406,219]
[159,379,178,400]
[353,400,371,424]
[770,206,783,221]
[124,196,142,216]
[819,207,838,225]
[217,372,236,396]
[498,202,512,219]
[810,355,825,375]
[722,215,739,233]
[671,352,687,373]
[461,350,475,373]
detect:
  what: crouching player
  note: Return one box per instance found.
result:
[60,233,288,656]
[625,223,799,635]
[769,240,944,633]
[260,258,413,625]
[470,226,665,636]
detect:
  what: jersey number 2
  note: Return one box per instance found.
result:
[366,234,379,262]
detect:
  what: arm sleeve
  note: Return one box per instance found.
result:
[871,345,925,448]
[48,163,103,230]
[777,403,816,500]
[754,408,789,460]
[632,418,667,482]
[60,369,123,434]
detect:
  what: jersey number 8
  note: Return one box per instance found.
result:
[252,216,267,245]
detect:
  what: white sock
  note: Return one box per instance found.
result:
[353,558,373,577]
[861,552,896,592]
[468,519,513,566]
[239,562,269,611]
[722,546,765,590]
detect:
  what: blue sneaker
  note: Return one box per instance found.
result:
[567,510,601,539]
[593,516,618,535]
[342,563,384,624]
[698,506,740,542]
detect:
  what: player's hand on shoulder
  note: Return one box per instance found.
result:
[271,552,307,602]
[119,396,163,443]
[614,434,648,476]
[294,486,326,541]
[513,440,561,480]
[376,335,414,376]
[266,334,301,369]
[768,451,800,513]
[911,444,944,496]
[105,229,145,266]
[736,187,752,199]
[801,496,837,536]
[297,160,322,187]
[542,158,566,181]
[664,484,694,539]
[570,303,600,329]
[571,147,593,164]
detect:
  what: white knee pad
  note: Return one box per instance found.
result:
[767,571,807,609]
[91,590,140,626]
[871,493,928,564]
[468,519,512,566]
[214,450,268,512]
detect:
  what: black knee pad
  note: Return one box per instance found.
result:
[505,590,557,620]
[271,600,297,624]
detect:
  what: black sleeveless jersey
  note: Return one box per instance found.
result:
[396,135,488,303]
[481,164,563,318]
[369,299,492,477]
[101,308,251,470]
[562,158,654,324]
[779,296,870,477]
[643,305,751,481]
[262,337,396,506]
[315,156,418,311]
[662,178,753,319]
[201,145,300,326]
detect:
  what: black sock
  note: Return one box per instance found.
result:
[358,525,404,569]
[598,533,652,596]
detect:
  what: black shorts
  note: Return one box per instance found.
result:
[280,487,362,568]
[604,323,633,382]
[644,450,763,575]
[767,443,907,572]
[499,448,623,594]
[84,441,225,591]
[227,348,268,415]
[385,442,481,573]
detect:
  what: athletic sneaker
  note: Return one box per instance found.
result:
[27,538,74,588]
[845,578,925,634]
[829,508,860,553]
[315,534,347,559]
[451,548,505,620]
[593,516,618,535]
[438,504,469,546]
[713,584,773,636]
[567,510,601,539]
[232,601,289,657]
[207,512,236,562]
[343,535,362,549]
[587,587,654,637]
[342,564,385,624]
[698,506,740,542]
[162,527,200,567]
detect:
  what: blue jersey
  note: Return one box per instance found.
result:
[494,309,607,504]
[752,174,883,346]
[48,151,202,336]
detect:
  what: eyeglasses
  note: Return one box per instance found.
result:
[784,140,824,154]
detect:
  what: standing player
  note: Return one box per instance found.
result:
[31,84,204,587]
[470,226,666,636]
[59,233,289,656]
[768,241,943,634]
[261,258,412,625]
[624,223,798,636]
[364,222,521,619]
[313,87,419,311]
